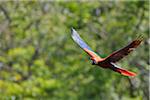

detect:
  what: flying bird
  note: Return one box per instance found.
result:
[71,28,143,77]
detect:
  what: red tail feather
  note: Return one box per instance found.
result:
[110,63,136,77]
[116,68,136,77]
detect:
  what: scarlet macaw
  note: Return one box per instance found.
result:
[71,28,143,77]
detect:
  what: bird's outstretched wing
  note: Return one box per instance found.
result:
[71,28,101,59]
[105,36,143,63]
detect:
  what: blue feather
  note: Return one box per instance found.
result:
[71,28,92,50]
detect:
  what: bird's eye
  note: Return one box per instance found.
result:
[91,60,98,65]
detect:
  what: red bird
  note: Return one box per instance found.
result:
[71,28,143,77]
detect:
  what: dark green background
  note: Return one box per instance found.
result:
[0,1,149,100]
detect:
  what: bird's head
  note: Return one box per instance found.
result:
[91,60,98,65]
[90,57,98,65]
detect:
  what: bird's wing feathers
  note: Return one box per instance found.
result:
[71,28,100,59]
[105,36,143,63]
[71,28,92,50]
[110,62,136,77]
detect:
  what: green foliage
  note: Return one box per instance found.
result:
[0,1,149,100]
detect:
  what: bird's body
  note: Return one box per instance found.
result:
[71,28,143,77]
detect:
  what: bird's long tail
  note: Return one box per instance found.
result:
[110,63,136,77]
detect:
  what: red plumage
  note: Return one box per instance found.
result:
[71,28,143,77]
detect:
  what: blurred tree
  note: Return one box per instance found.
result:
[0,1,149,100]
